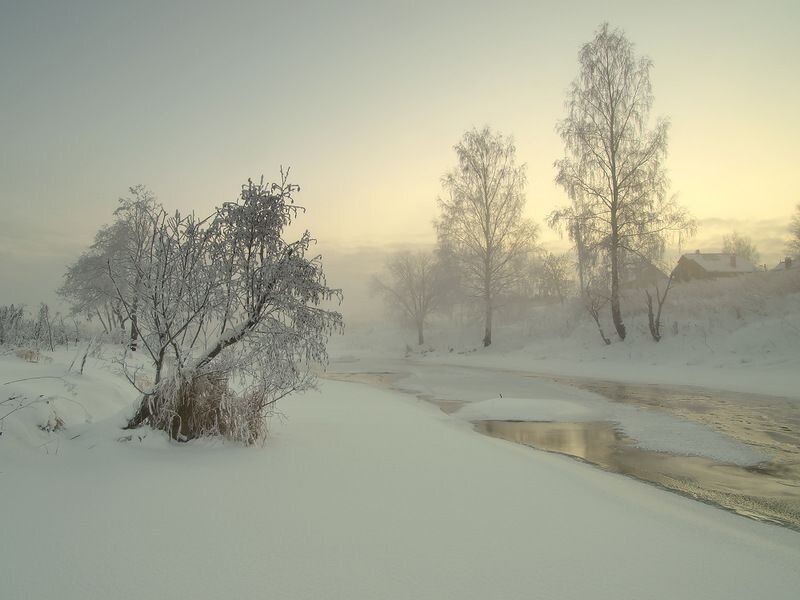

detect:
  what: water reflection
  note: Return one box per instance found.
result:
[477,420,618,462]
[540,375,800,461]
[325,369,800,530]
[475,420,800,530]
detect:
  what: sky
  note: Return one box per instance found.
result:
[1,0,799,309]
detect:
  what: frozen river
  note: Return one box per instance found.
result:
[327,357,800,529]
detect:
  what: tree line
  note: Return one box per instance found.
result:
[377,23,697,347]
[375,15,798,348]
[40,22,800,442]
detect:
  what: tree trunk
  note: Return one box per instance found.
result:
[95,309,109,334]
[154,346,166,384]
[591,310,612,346]
[609,233,626,340]
[104,304,116,332]
[417,320,424,345]
[483,293,492,347]
[645,290,660,342]
[129,298,139,351]
[575,224,586,293]
[646,276,672,343]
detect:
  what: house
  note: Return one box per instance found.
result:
[771,256,797,271]
[620,258,670,289]
[672,250,757,282]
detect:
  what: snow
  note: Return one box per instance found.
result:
[338,269,800,400]
[2,351,800,599]
[0,349,136,456]
[455,395,596,422]
[330,358,767,466]
[450,395,765,464]
[444,308,800,399]
[680,252,757,274]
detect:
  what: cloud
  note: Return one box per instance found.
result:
[687,217,792,264]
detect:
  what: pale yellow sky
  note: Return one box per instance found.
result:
[1,1,798,306]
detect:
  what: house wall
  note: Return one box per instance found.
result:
[673,256,757,282]
[672,257,709,282]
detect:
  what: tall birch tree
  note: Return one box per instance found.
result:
[436,127,537,346]
[552,23,693,340]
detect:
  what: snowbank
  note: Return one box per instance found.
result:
[0,348,137,454]
[337,269,800,399]
[2,351,799,599]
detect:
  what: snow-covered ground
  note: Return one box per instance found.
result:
[338,270,800,399]
[2,350,800,599]
[328,358,768,466]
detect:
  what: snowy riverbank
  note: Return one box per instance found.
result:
[2,351,800,599]
[337,268,800,399]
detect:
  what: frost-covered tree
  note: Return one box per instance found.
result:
[643,271,673,343]
[0,305,26,346]
[60,186,158,344]
[61,251,126,333]
[722,232,760,265]
[790,204,800,255]
[582,270,612,346]
[436,127,538,346]
[552,23,693,341]
[33,303,54,352]
[110,204,218,386]
[109,186,160,350]
[373,250,445,345]
[0,305,74,349]
[112,173,343,443]
[547,204,600,295]
[539,252,573,305]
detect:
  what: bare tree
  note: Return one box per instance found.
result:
[436,127,538,346]
[108,173,343,443]
[790,204,800,255]
[34,303,55,352]
[111,186,160,350]
[373,251,444,345]
[644,272,673,342]
[60,252,125,334]
[552,23,693,341]
[109,204,218,386]
[722,231,760,265]
[60,186,158,347]
[547,205,597,295]
[539,252,573,305]
[0,305,25,346]
[583,275,612,346]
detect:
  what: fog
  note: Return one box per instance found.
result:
[3,4,800,599]
[2,2,799,312]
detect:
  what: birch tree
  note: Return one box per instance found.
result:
[722,232,760,265]
[373,250,444,345]
[436,127,537,346]
[540,252,573,305]
[552,23,693,340]
[790,204,800,255]
[547,203,599,294]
